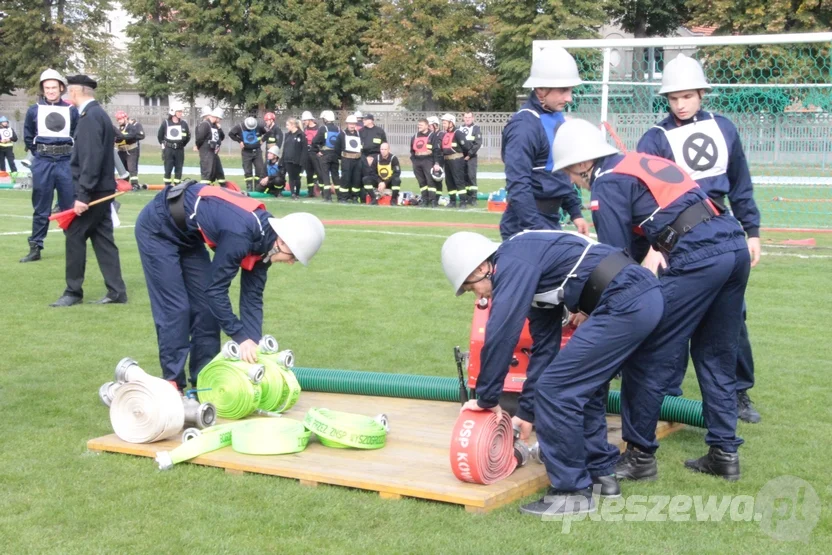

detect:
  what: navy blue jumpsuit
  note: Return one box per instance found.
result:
[476,231,663,492]
[134,183,277,388]
[587,153,750,454]
[638,110,760,395]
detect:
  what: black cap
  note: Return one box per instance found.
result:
[66,74,98,89]
[364,113,374,121]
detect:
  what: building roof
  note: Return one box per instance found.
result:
[689,25,718,36]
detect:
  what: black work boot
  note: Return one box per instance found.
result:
[615,444,658,481]
[591,474,621,497]
[391,194,398,206]
[20,241,42,263]
[737,390,761,424]
[469,191,478,207]
[519,487,595,517]
[685,446,740,481]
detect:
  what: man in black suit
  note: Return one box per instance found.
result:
[50,75,127,307]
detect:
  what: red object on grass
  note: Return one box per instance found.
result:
[116,179,132,192]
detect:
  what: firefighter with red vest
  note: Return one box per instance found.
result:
[311,110,340,202]
[134,179,325,390]
[553,119,750,482]
[437,113,470,208]
[300,111,321,197]
[362,142,401,205]
[410,118,440,206]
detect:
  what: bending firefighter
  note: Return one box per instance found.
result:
[135,180,325,389]
[21,69,79,263]
[442,230,664,516]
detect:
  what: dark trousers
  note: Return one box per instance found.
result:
[412,156,434,204]
[464,156,478,199]
[285,162,303,196]
[318,151,340,186]
[241,148,265,191]
[135,193,220,387]
[536,273,664,492]
[444,158,466,205]
[0,147,17,172]
[339,157,362,201]
[667,303,755,395]
[63,199,127,301]
[198,146,225,185]
[163,146,185,184]
[621,248,750,454]
[118,146,141,187]
[29,154,74,249]
[304,154,320,189]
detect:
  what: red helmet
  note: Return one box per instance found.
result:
[264,112,276,121]
[115,110,128,119]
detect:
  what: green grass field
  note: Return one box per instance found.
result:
[1,189,831,553]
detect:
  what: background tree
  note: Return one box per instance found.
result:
[0,0,113,96]
[366,0,495,111]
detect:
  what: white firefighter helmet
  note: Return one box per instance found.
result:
[431,167,444,182]
[168,102,185,116]
[210,107,224,119]
[523,45,582,89]
[427,116,440,126]
[345,114,358,124]
[659,53,711,95]
[441,232,500,296]
[551,119,618,172]
[440,113,456,124]
[267,213,325,266]
[320,110,335,122]
[200,106,213,118]
[268,146,281,157]
[244,117,258,130]
[300,111,314,121]
[354,110,363,119]
[39,68,68,91]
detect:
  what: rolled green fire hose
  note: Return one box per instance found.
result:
[292,367,705,429]
[258,352,301,413]
[197,359,264,419]
[304,408,387,449]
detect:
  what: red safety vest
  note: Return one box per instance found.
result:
[611,152,699,209]
[304,127,317,146]
[441,131,455,151]
[412,135,431,156]
[196,187,266,271]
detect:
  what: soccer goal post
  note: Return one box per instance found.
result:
[535,32,832,231]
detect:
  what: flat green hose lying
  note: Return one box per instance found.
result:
[292,367,705,429]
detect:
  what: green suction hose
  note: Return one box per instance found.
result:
[292,367,705,428]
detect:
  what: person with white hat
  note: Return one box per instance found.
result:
[440,229,663,516]
[553,118,750,482]
[637,53,762,424]
[0,116,19,175]
[409,118,440,206]
[436,113,471,208]
[425,116,443,206]
[20,68,79,263]
[157,102,190,186]
[195,107,226,187]
[228,116,267,192]
[135,178,325,390]
[258,146,283,196]
[353,110,364,131]
[311,110,340,202]
[500,46,589,239]
[335,114,363,202]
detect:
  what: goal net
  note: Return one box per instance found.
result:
[536,32,832,231]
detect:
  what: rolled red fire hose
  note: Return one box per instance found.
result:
[450,409,518,485]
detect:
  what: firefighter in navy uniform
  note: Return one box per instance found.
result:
[114,110,145,190]
[459,112,482,206]
[442,230,664,516]
[311,110,340,202]
[257,146,282,196]
[300,111,321,197]
[135,179,325,390]
[554,119,750,482]
[362,142,402,205]
[436,114,470,208]
[157,102,190,186]
[359,113,387,158]
[50,74,127,307]
[229,116,267,192]
[195,107,226,186]
[637,54,763,424]
[410,118,439,206]
[335,115,363,203]
[20,69,79,263]
[0,116,19,174]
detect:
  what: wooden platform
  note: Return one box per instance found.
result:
[87,392,683,513]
